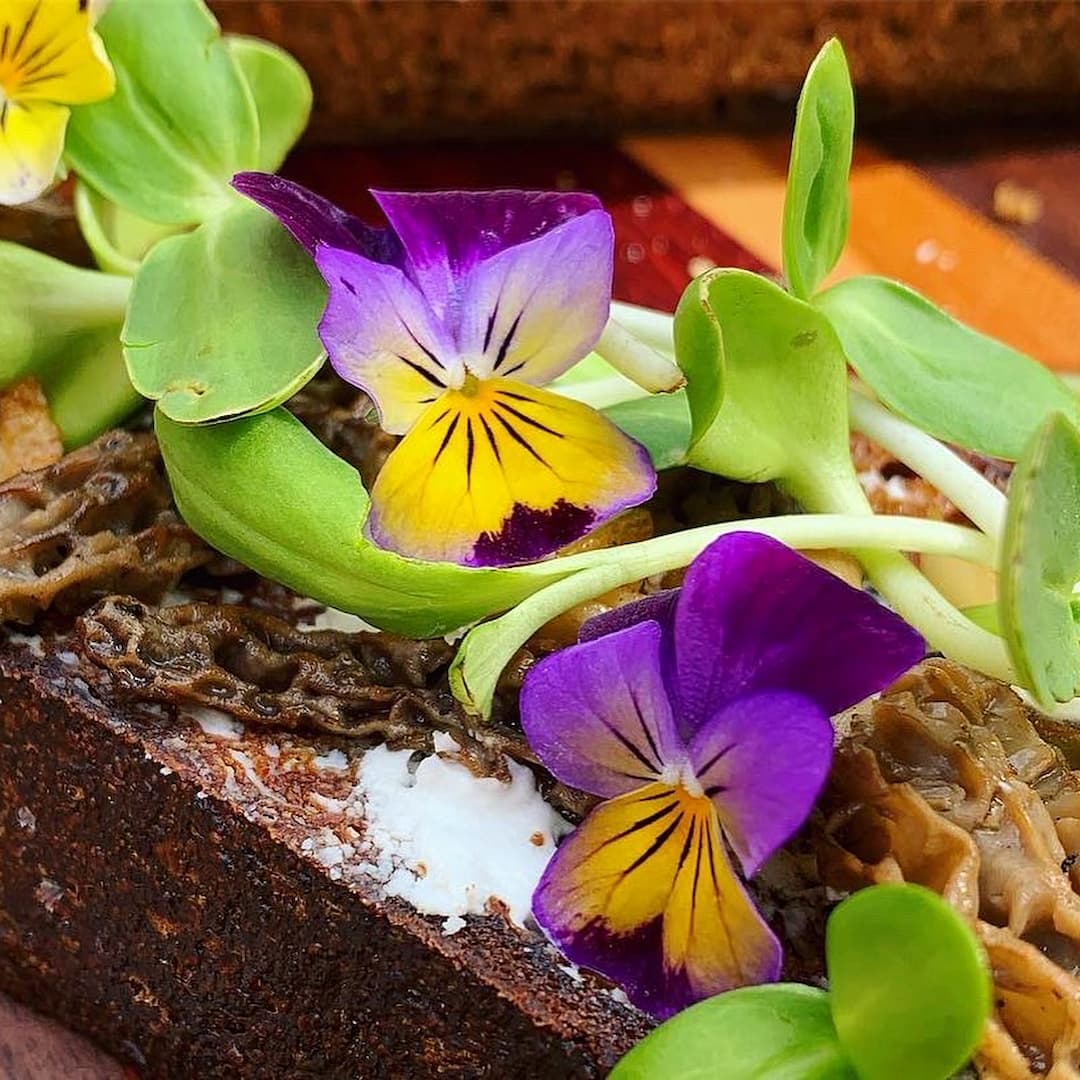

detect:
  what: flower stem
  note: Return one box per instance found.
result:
[609,300,677,355]
[457,512,999,717]
[596,316,685,393]
[790,473,1014,685]
[847,387,1007,541]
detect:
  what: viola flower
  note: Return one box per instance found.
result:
[232,172,656,566]
[521,532,925,1019]
[0,0,115,205]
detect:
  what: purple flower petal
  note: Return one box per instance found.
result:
[232,172,402,264]
[454,211,613,385]
[578,589,678,643]
[674,533,926,736]
[533,782,782,1019]
[315,245,461,435]
[687,690,833,877]
[371,189,605,320]
[520,621,681,798]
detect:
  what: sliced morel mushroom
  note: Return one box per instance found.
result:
[72,596,581,807]
[0,377,63,482]
[0,430,215,623]
[818,659,1080,1079]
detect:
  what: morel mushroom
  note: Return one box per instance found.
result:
[818,659,1080,1079]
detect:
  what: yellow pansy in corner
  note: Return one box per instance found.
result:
[0,0,114,205]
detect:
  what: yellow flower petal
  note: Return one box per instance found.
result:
[532,783,781,1017]
[366,376,655,565]
[0,97,67,203]
[0,0,114,105]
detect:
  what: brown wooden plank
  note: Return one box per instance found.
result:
[885,126,1080,281]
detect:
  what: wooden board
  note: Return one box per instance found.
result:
[4,125,1080,1075]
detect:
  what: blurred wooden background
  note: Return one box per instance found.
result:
[212,1,1080,143]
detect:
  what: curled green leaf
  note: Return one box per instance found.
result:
[0,243,138,447]
[124,201,327,423]
[66,0,257,226]
[74,181,187,276]
[999,412,1080,705]
[675,267,854,507]
[817,275,1077,461]
[611,984,853,1080]
[828,884,991,1080]
[781,38,854,300]
[155,408,578,639]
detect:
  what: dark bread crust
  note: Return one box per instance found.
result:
[0,644,648,1078]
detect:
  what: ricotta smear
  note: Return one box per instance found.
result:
[352,733,568,927]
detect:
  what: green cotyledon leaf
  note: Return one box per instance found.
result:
[816,275,1077,461]
[154,407,583,639]
[999,412,1080,705]
[65,0,257,226]
[227,35,313,173]
[610,984,854,1080]
[781,38,855,300]
[74,181,187,276]
[828,884,991,1080]
[675,267,855,507]
[72,33,311,276]
[604,393,690,470]
[0,243,140,447]
[124,201,327,423]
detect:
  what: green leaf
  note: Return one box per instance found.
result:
[817,275,1077,461]
[155,408,578,639]
[998,412,1080,705]
[65,0,257,226]
[124,201,327,423]
[828,884,991,1080]
[227,36,313,172]
[675,267,854,506]
[45,331,144,450]
[781,38,854,300]
[0,243,139,446]
[605,392,691,470]
[74,181,187,276]
[611,985,855,1080]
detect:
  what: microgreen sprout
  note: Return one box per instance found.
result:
[611,883,991,1080]
[0,0,316,445]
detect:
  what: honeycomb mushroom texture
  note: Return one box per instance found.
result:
[72,595,599,817]
[0,429,215,623]
[817,658,1080,1078]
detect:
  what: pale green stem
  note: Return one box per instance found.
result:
[794,475,1014,686]
[548,300,1015,698]
[847,388,1007,542]
[455,512,999,717]
[595,317,685,393]
[609,300,678,355]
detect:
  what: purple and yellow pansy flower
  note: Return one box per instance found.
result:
[232,172,656,567]
[521,532,925,1019]
[0,0,115,205]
